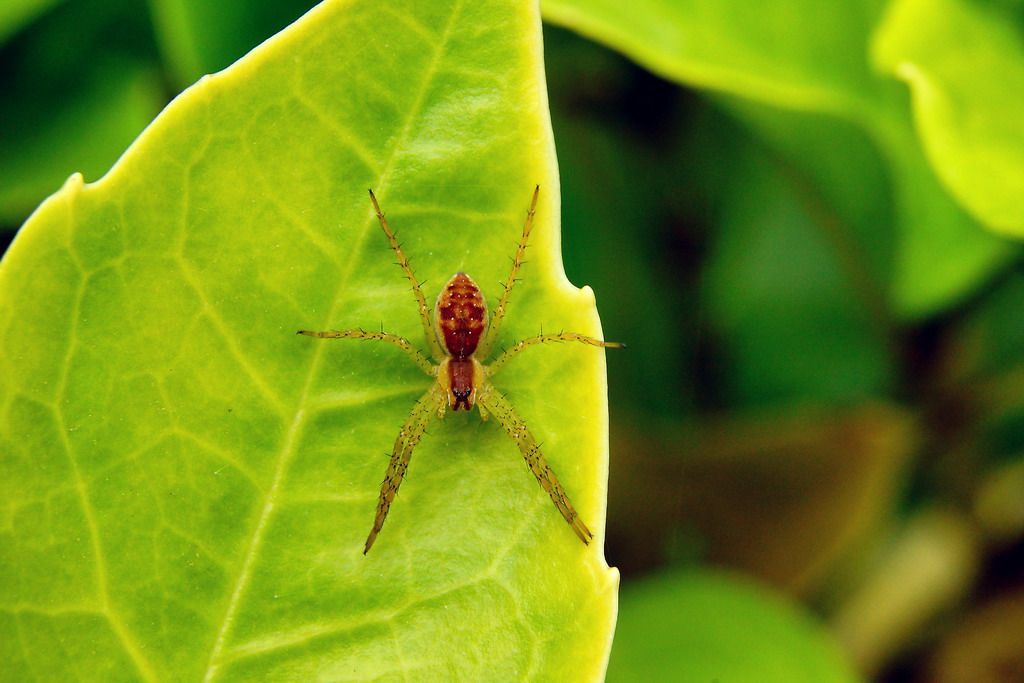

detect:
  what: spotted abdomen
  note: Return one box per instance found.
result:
[435,272,488,359]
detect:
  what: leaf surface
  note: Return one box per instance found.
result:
[0,1,618,680]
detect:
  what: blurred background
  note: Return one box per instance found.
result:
[4,1,1024,681]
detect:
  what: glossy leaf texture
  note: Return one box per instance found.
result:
[0,1,618,680]
[542,0,1016,318]
[607,570,862,682]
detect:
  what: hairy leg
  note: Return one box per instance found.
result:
[368,189,446,360]
[476,381,592,545]
[297,328,435,376]
[486,332,624,376]
[364,382,446,554]
[477,185,539,359]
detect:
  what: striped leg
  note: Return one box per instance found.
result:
[368,190,446,361]
[364,383,446,554]
[476,381,592,545]
[297,328,435,376]
[477,185,539,359]
[487,332,624,376]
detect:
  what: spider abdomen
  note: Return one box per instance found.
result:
[435,272,488,359]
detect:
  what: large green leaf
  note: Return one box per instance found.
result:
[0,1,618,680]
[873,0,1024,237]
[607,570,862,682]
[541,0,1014,318]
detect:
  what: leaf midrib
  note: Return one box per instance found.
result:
[200,3,465,680]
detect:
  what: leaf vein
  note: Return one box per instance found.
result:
[200,3,467,680]
[52,269,160,683]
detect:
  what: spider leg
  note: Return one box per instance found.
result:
[297,328,435,376]
[486,332,624,376]
[476,381,592,545]
[364,382,446,554]
[477,185,539,359]
[368,189,446,361]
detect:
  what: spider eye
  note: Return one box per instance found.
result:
[452,388,472,411]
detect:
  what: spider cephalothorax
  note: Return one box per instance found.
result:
[435,272,487,411]
[299,187,621,553]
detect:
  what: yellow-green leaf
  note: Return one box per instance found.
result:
[0,1,618,679]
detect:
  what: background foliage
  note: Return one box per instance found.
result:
[3,0,1024,680]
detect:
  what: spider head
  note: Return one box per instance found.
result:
[451,386,473,411]
[441,358,483,412]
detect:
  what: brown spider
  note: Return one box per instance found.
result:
[299,187,622,554]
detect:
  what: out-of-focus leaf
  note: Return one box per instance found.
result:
[609,405,915,592]
[974,458,1024,543]
[0,0,62,42]
[148,0,318,86]
[875,115,1015,317]
[929,589,1024,683]
[0,0,165,228]
[935,274,1024,478]
[832,509,979,675]
[0,1,618,679]
[958,274,1024,380]
[1,0,158,85]
[543,0,883,116]
[702,127,892,406]
[543,23,694,418]
[607,569,862,682]
[720,98,895,296]
[873,0,1024,236]
[720,96,1012,319]
[541,0,1016,318]
[0,62,163,223]
[555,117,689,416]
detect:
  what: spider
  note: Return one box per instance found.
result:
[299,186,622,554]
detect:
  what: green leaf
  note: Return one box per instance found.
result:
[0,1,617,680]
[552,113,692,417]
[873,0,1024,237]
[543,0,883,117]
[0,0,61,42]
[541,0,1016,318]
[607,570,862,682]
[874,112,1015,316]
[700,107,893,405]
[0,0,168,228]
